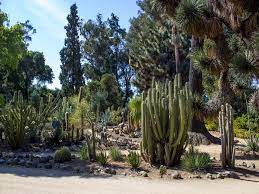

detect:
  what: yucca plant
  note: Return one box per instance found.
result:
[80,145,89,160]
[96,151,108,166]
[181,146,212,172]
[127,151,141,169]
[245,135,259,152]
[109,146,122,161]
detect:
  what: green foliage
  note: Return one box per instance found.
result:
[181,146,212,172]
[205,119,218,131]
[100,73,122,109]
[110,108,122,125]
[96,151,108,166]
[54,147,72,163]
[80,145,89,160]
[159,165,167,176]
[60,3,84,96]
[0,18,26,69]
[109,146,122,161]
[0,94,4,107]
[245,136,259,152]
[234,114,259,138]
[0,91,59,149]
[128,96,141,128]
[175,0,207,37]
[81,13,132,103]
[127,151,140,169]
[141,75,193,166]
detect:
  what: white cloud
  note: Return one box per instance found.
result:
[32,0,67,23]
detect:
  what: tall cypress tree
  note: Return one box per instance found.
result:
[60,3,84,96]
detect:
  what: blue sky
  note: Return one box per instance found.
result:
[1,0,139,89]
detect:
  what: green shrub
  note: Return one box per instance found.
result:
[80,145,89,160]
[54,147,72,163]
[96,151,108,166]
[234,114,259,138]
[205,119,218,131]
[110,109,122,125]
[181,146,212,172]
[127,151,140,169]
[245,136,259,152]
[159,165,167,177]
[109,146,122,161]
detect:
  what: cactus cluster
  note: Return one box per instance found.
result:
[141,74,193,166]
[0,91,59,149]
[218,103,235,168]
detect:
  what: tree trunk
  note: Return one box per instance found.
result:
[218,69,232,104]
[189,36,220,144]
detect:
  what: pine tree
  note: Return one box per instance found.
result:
[60,3,84,96]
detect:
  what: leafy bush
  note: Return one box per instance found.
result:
[109,146,122,161]
[80,145,89,160]
[110,109,122,125]
[159,165,167,177]
[234,114,259,138]
[205,119,218,131]
[127,151,140,169]
[128,96,141,129]
[96,151,108,166]
[54,147,72,163]
[245,136,259,152]
[181,146,212,172]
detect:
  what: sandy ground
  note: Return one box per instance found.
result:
[0,166,258,194]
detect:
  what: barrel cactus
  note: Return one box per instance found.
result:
[141,74,193,166]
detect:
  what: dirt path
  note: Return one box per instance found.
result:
[0,166,258,194]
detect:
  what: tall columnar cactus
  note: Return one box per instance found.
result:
[0,91,59,149]
[141,74,193,166]
[218,103,235,168]
[78,86,84,138]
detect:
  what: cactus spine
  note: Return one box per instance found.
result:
[141,74,193,166]
[218,103,235,168]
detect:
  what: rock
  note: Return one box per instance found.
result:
[104,167,116,175]
[7,158,18,165]
[32,159,39,168]
[70,145,78,152]
[39,156,50,163]
[25,161,33,168]
[60,164,73,171]
[188,132,210,146]
[206,173,215,180]
[18,159,26,166]
[139,171,148,177]
[171,171,182,179]
[223,171,239,179]
[7,152,15,158]
[241,162,247,167]
[74,167,83,173]
[216,173,224,179]
[0,159,6,164]
[44,163,52,169]
[190,174,202,179]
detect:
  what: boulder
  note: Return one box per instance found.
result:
[171,171,182,179]
[104,167,116,175]
[0,159,6,164]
